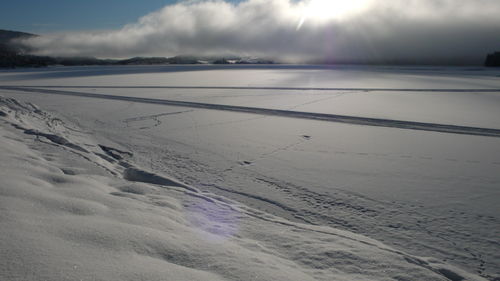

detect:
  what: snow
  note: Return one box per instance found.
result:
[1,65,499,280]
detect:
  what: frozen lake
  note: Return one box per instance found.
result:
[1,65,499,279]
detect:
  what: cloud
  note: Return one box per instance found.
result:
[20,0,500,64]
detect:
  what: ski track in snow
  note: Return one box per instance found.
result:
[2,86,500,138]
[3,87,498,278]
[2,96,489,281]
[5,85,500,92]
[2,64,499,280]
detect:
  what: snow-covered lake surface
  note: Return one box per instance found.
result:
[1,65,499,280]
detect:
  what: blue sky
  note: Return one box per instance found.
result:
[1,0,193,33]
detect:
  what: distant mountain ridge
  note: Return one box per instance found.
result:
[1,29,497,67]
[1,29,34,38]
[0,29,36,44]
[0,29,36,53]
[0,29,277,68]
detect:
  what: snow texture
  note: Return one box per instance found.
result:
[1,65,499,280]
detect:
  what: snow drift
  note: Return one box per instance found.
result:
[0,96,488,280]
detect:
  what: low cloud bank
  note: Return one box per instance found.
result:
[21,0,500,64]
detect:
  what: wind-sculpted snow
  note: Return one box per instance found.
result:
[123,167,198,193]
[1,65,499,279]
[2,96,491,280]
[3,86,500,138]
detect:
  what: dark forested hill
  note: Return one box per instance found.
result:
[0,29,36,44]
[0,29,277,68]
[485,52,500,67]
[0,29,37,54]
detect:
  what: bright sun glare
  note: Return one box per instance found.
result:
[297,0,370,30]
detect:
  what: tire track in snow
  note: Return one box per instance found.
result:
[3,86,500,138]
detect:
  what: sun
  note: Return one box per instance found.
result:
[308,0,370,20]
[297,0,370,29]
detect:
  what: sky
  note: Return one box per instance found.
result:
[1,0,184,33]
[5,0,500,64]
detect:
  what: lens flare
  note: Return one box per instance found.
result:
[185,197,240,243]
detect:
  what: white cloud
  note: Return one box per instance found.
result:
[21,0,500,64]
